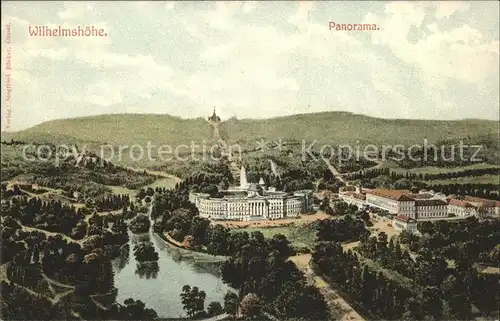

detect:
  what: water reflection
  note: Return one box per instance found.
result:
[135,261,159,279]
[112,244,130,273]
[112,208,232,318]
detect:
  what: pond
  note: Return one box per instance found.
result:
[112,211,232,318]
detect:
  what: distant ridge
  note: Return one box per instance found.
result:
[2,111,498,148]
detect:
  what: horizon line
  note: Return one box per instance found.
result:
[2,110,499,133]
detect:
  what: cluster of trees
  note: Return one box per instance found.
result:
[113,298,158,319]
[128,214,151,234]
[358,233,416,280]
[180,285,208,318]
[420,167,498,180]
[5,197,87,239]
[332,157,377,174]
[4,142,157,199]
[0,280,69,320]
[313,242,420,319]
[136,187,156,201]
[135,261,159,279]
[179,286,242,319]
[404,218,500,265]
[220,231,328,320]
[1,138,26,145]
[425,183,500,201]
[386,141,492,168]
[316,169,346,192]
[314,217,500,320]
[345,167,499,182]
[94,194,130,212]
[242,156,325,192]
[133,241,159,262]
[162,160,234,182]
[316,215,369,243]
[1,204,159,320]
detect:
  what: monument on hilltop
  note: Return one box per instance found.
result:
[207,107,221,123]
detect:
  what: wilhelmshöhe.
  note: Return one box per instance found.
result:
[28,25,107,37]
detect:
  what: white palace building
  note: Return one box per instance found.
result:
[189,166,313,221]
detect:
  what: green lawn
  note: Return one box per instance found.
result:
[230,224,318,249]
[424,175,499,185]
[144,177,176,190]
[391,163,498,175]
[105,185,138,197]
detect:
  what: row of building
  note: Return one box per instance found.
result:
[339,187,500,232]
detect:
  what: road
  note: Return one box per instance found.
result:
[322,157,345,183]
[21,225,83,245]
[290,254,365,321]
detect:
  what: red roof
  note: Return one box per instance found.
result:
[463,196,499,207]
[394,214,412,223]
[353,193,366,200]
[368,189,414,201]
[448,198,473,208]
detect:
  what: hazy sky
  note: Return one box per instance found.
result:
[1,1,499,131]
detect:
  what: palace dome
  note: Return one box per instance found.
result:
[248,183,263,193]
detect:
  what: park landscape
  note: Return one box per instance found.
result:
[1,1,499,320]
[1,110,499,321]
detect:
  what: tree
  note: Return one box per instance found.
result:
[268,234,294,258]
[333,201,349,215]
[207,301,223,317]
[240,293,262,319]
[189,216,210,246]
[180,285,206,318]
[118,298,158,319]
[223,291,239,319]
[133,241,159,262]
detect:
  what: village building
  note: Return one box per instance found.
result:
[340,192,367,209]
[447,198,478,218]
[392,214,418,233]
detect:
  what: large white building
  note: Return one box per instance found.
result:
[362,188,499,220]
[364,189,449,220]
[189,166,313,221]
[447,196,500,218]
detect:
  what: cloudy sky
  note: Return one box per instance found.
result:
[1,1,499,131]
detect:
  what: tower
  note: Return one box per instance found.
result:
[208,107,221,122]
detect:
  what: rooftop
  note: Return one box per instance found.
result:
[410,193,434,200]
[394,214,415,223]
[448,198,473,208]
[463,196,500,207]
[368,189,414,201]
[415,199,447,206]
